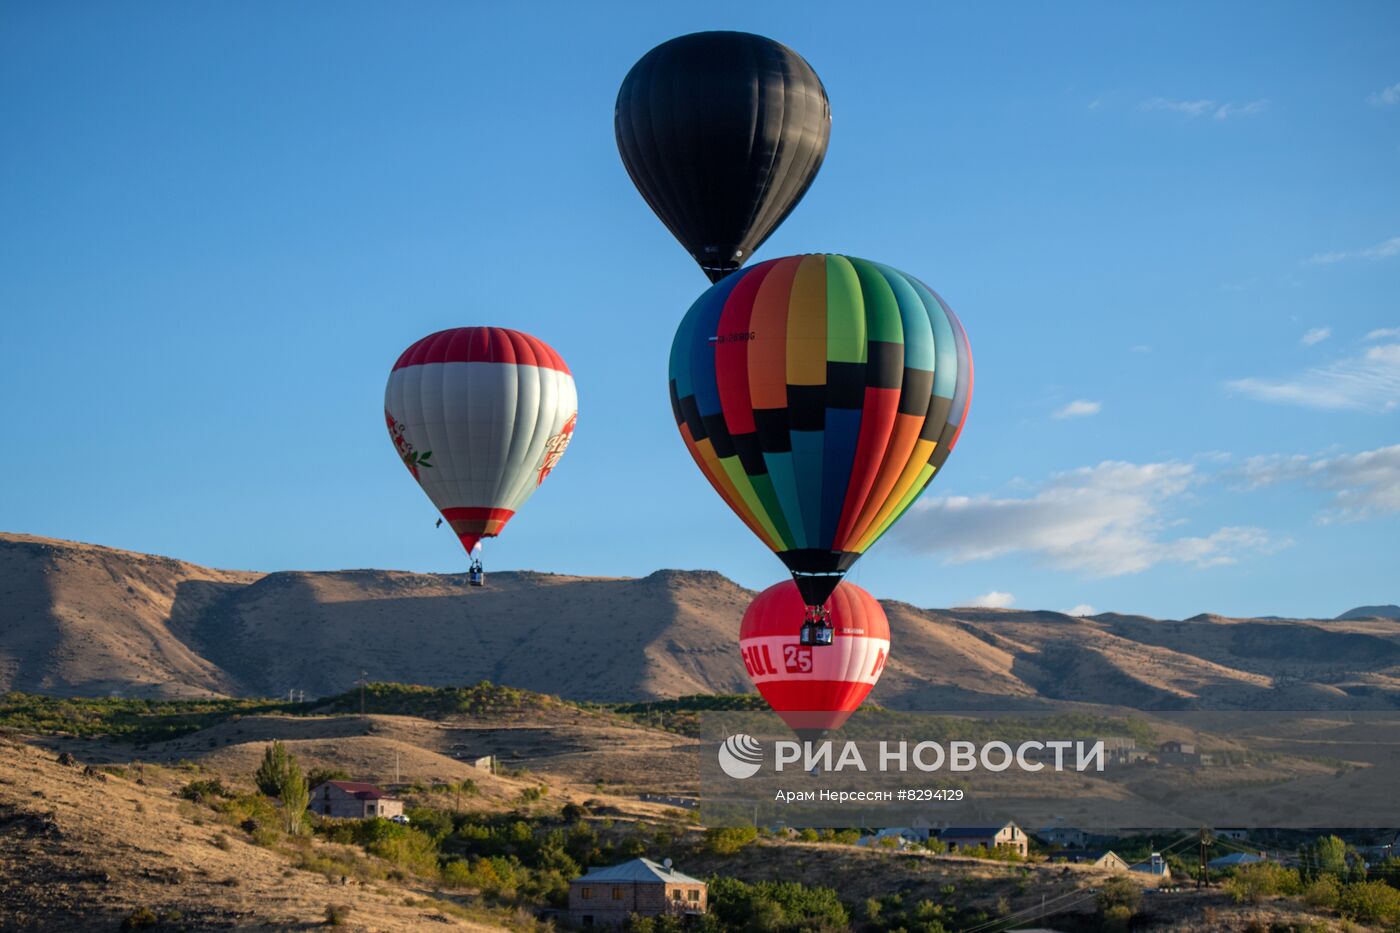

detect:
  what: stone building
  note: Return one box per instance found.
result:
[307,780,404,819]
[568,857,707,927]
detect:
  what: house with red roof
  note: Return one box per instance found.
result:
[308,780,404,820]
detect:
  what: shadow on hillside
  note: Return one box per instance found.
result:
[174,573,727,702]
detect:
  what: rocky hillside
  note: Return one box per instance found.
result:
[2,533,1398,709]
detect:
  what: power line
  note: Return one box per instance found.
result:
[959,835,1202,933]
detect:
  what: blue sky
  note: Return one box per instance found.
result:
[2,2,1397,619]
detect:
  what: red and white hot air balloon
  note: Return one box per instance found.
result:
[740,580,890,737]
[384,327,577,580]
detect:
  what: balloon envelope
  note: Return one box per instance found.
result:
[740,580,889,735]
[616,31,831,282]
[669,254,972,608]
[385,327,578,558]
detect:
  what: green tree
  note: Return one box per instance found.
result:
[1301,834,1348,879]
[254,740,296,797]
[279,755,309,835]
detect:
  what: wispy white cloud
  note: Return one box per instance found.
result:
[1365,327,1400,341]
[1139,97,1268,120]
[1238,445,1400,522]
[1370,83,1400,106]
[965,591,1016,609]
[1301,327,1332,346]
[1066,604,1096,617]
[1227,342,1400,412]
[1141,97,1216,117]
[893,461,1280,578]
[1212,99,1269,120]
[1053,399,1102,420]
[1308,236,1400,265]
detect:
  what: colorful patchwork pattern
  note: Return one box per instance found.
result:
[669,255,971,598]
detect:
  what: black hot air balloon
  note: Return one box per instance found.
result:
[615,31,832,283]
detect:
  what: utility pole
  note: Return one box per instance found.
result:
[395,748,400,785]
[1198,827,1212,889]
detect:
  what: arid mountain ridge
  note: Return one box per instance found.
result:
[2,532,1398,710]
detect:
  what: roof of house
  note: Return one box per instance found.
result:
[316,780,398,801]
[875,827,921,838]
[1132,859,1171,875]
[1209,852,1265,867]
[572,858,703,886]
[1065,850,1122,863]
[939,824,1015,837]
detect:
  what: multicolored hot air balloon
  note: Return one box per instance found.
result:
[616,31,831,283]
[669,254,971,643]
[740,580,890,738]
[385,327,577,579]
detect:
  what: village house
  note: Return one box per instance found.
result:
[938,822,1029,857]
[859,827,929,848]
[1039,826,1089,848]
[1101,736,1150,766]
[307,780,404,819]
[1062,850,1130,871]
[1157,741,1213,767]
[568,857,706,927]
[1132,851,1173,881]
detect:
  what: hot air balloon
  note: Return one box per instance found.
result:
[615,31,831,283]
[669,254,971,645]
[740,580,889,739]
[385,327,578,581]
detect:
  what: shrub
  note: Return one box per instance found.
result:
[703,825,758,855]
[440,859,475,888]
[1101,904,1132,930]
[178,778,229,803]
[1096,877,1141,919]
[1303,873,1341,909]
[220,791,280,832]
[119,907,159,930]
[1338,880,1400,924]
[252,826,281,848]
[707,875,847,931]
[1223,862,1301,904]
[324,903,353,926]
[405,806,453,842]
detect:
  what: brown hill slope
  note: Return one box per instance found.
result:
[2,532,1398,709]
[0,534,256,698]
[0,734,501,931]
